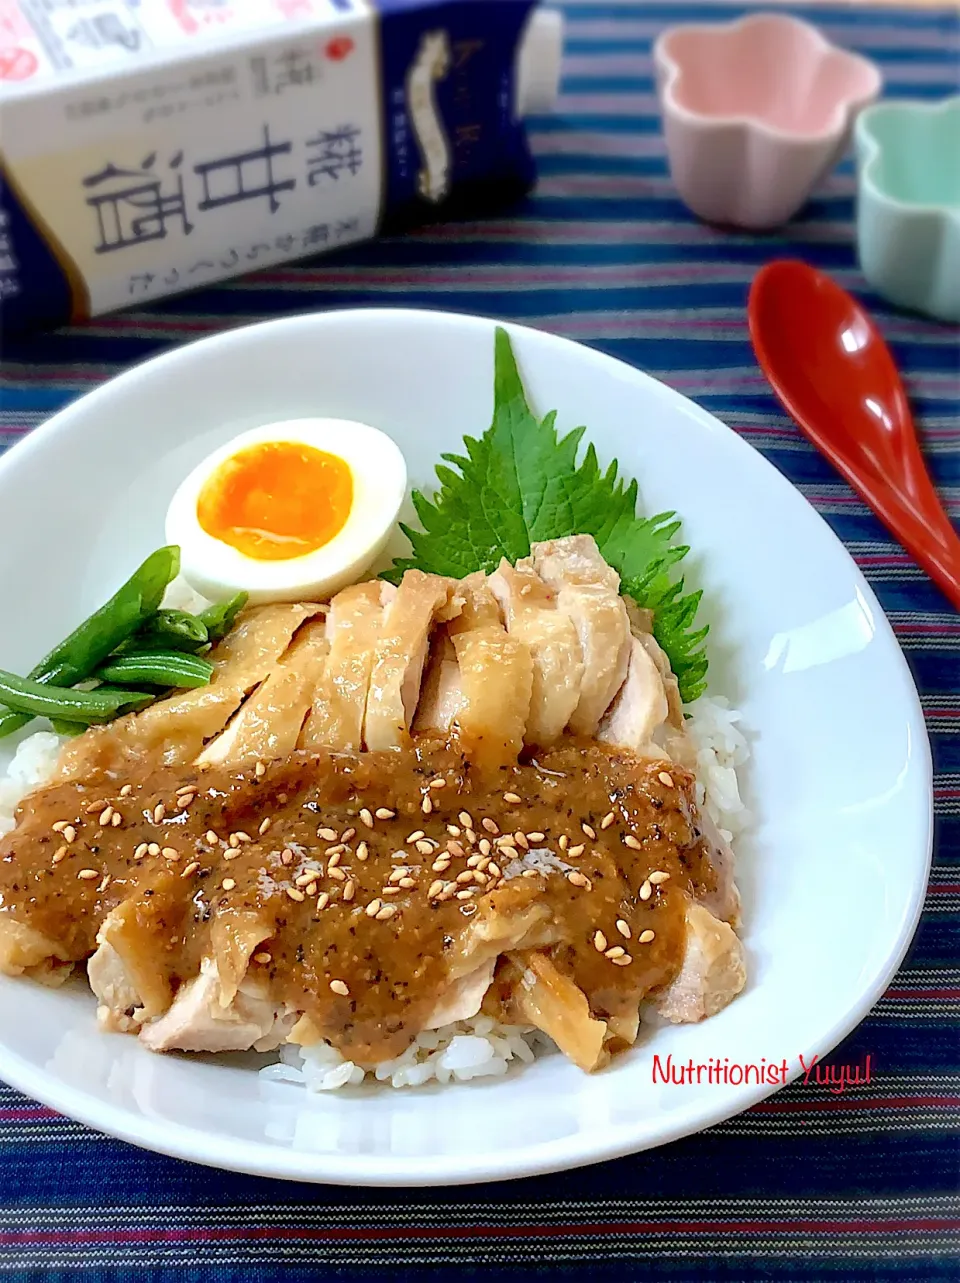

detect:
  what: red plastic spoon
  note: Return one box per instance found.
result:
[748,259,960,611]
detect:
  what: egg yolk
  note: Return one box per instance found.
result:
[197,441,353,561]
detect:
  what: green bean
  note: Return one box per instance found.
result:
[0,546,180,739]
[134,609,209,652]
[0,670,154,724]
[198,591,248,641]
[96,650,214,690]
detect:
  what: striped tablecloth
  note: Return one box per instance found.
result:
[1,3,958,1278]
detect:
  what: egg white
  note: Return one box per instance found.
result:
[165,419,408,604]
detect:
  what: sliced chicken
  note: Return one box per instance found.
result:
[0,919,72,981]
[447,574,533,771]
[413,637,464,735]
[531,536,631,736]
[301,581,394,752]
[197,618,329,767]
[487,558,583,745]
[88,939,142,1033]
[500,950,608,1072]
[596,636,669,755]
[423,957,496,1029]
[363,570,456,751]
[653,900,746,1023]
[139,957,296,1053]
[698,812,741,928]
[57,604,321,777]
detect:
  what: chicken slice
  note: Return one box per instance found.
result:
[596,636,669,755]
[139,958,297,1054]
[197,618,329,767]
[0,920,72,981]
[500,950,608,1072]
[423,957,497,1029]
[530,536,631,735]
[413,637,465,735]
[653,900,746,1023]
[301,581,395,752]
[88,940,142,1033]
[363,570,456,751]
[487,558,583,746]
[697,812,741,928]
[56,604,321,777]
[447,574,533,771]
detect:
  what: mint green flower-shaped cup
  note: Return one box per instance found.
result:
[855,97,960,323]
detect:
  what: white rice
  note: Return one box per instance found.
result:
[0,692,749,1090]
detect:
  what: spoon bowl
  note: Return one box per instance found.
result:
[748,259,960,609]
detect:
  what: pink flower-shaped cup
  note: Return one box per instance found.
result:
[654,13,882,230]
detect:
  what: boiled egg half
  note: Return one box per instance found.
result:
[165,419,407,604]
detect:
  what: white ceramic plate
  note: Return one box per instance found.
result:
[0,310,932,1186]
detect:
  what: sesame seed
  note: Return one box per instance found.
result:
[381,885,401,896]
[328,867,347,882]
[359,808,374,828]
[558,835,568,851]
[63,825,77,844]
[582,823,596,839]
[223,850,238,862]
[234,831,252,844]
[446,840,464,857]
[341,828,356,843]
[295,872,315,887]
[181,862,200,878]
[259,818,272,836]
[97,874,111,893]
[222,878,236,891]
[161,847,179,861]
[147,843,160,857]
[638,929,656,944]
[567,844,585,858]
[228,833,240,849]
[254,951,272,965]
[177,792,195,809]
[52,845,68,865]
[120,784,134,798]
[356,841,369,861]
[305,882,318,897]
[496,834,517,850]
[77,868,99,880]
[388,867,409,883]
[648,870,671,885]
[52,821,68,833]
[316,892,330,910]
[375,807,395,820]
[593,930,607,952]
[281,848,294,865]
[99,806,114,826]
[429,777,446,790]
[611,954,633,967]
[600,811,616,830]
[456,889,476,900]
[407,830,426,844]
[623,835,643,851]
[255,761,266,778]
[328,850,343,869]
[330,979,350,996]
[567,870,591,890]
[605,945,625,960]
[111,812,123,827]
[415,839,434,856]
[142,843,160,860]
[205,830,219,845]
[658,771,674,788]
[376,904,398,920]
[616,919,632,939]
[429,858,449,875]
[526,831,544,843]
[317,827,338,841]
[286,887,305,902]
[464,828,477,846]
[503,792,521,805]
[481,817,498,834]
[84,800,105,815]
[478,838,492,857]
[487,862,501,879]
[421,796,433,815]
[458,812,473,828]
[447,824,461,837]
[398,876,416,889]
[456,870,474,885]
[467,854,483,868]
[639,880,652,901]
[152,804,165,824]
[343,880,356,902]
[366,898,382,917]
[428,879,444,898]
[522,869,539,879]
